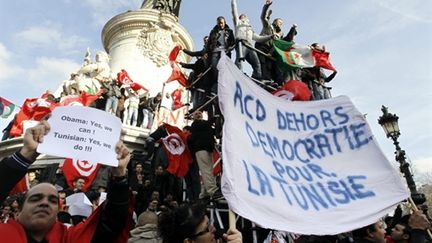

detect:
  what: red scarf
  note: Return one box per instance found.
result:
[0,194,135,243]
[0,206,102,243]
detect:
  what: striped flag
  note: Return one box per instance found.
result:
[273,39,336,72]
[0,97,16,119]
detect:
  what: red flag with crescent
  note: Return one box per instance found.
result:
[59,90,103,107]
[272,80,311,101]
[117,69,149,92]
[10,98,57,137]
[161,123,193,177]
[62,158,101,192]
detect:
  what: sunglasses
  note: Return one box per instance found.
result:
[189,223,212,239]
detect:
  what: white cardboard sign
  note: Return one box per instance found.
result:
[37,106,122,166]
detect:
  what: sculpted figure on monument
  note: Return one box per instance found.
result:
[75,50,112,94]
[141,0,181,17]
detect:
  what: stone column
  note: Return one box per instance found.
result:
[102,9,194,96]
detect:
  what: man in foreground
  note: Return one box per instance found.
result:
[0,120,132,242]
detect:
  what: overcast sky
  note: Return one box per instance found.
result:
[0,0,431,178]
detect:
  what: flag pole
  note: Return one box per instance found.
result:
[229,210,236,230]
[154,83,166,127]
[242,41,275,61]
[188,67,212,89]
[407,197,432,239]
[187,95,217,118]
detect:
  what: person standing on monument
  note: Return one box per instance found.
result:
[255,0,285,82]
[231,0,276,81]
[188,111,223,201]
[206,16,235,94]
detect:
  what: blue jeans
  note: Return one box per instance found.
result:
[105,96,118,115]
[142,109,154,129]
[127,107,138,126]
[235,44,262,79]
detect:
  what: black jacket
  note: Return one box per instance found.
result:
[188,119,215,153]
[207,24,235,57]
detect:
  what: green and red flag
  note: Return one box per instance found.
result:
[273,39,336,72]
[0,97,16,118]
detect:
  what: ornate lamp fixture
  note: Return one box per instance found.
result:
[378,106,426,204]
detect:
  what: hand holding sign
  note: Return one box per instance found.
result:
[20,120,51,162]
[37,106,123,166]
[112,141,131,177]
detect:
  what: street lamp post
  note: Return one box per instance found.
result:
[378,106,426,204]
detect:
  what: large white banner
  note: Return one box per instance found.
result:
[217,54,409,235]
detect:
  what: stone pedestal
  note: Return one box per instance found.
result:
[102,9,194,96]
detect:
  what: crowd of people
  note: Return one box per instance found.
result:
[1,121,431,242]
[0,0,431,242]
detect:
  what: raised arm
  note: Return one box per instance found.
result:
[0,121,50,204]
[91,142,132,242]
[260,0,273,31]
[252,33,273,43]
[231,0,239,28]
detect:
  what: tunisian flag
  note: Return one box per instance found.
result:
[161,123,193,177]
[9,174,30,196]
[117,69,149,92]
[10,98,57,137]
[62,158,101,192]
[59,91,103,107]
[272,80,311,101]
[165,45,188,87]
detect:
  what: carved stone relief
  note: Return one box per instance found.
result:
[137,21,177,67]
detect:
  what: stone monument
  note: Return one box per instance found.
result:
[0,2,194,161]
[102,1,193,96]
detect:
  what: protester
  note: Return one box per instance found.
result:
[126,88,141,126]
[231,0,276,80]
[102,79,122,115]
[206,16,235,94]
[179,54,210,112]
[255,0,284,82]
[64,177,86,197]
[28,171,39,188]
[0,121,132,242]
[300,43,337,100]
[182,36,209,57]
[142,93,162,129]
[188,111,222,201]
[352,211,431,243]
[158,202,243,243]
[117,88,127,121]
[137,94,149,127]
[128,211,162,243]
[351,221,387,243]
[170,86,184,110]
